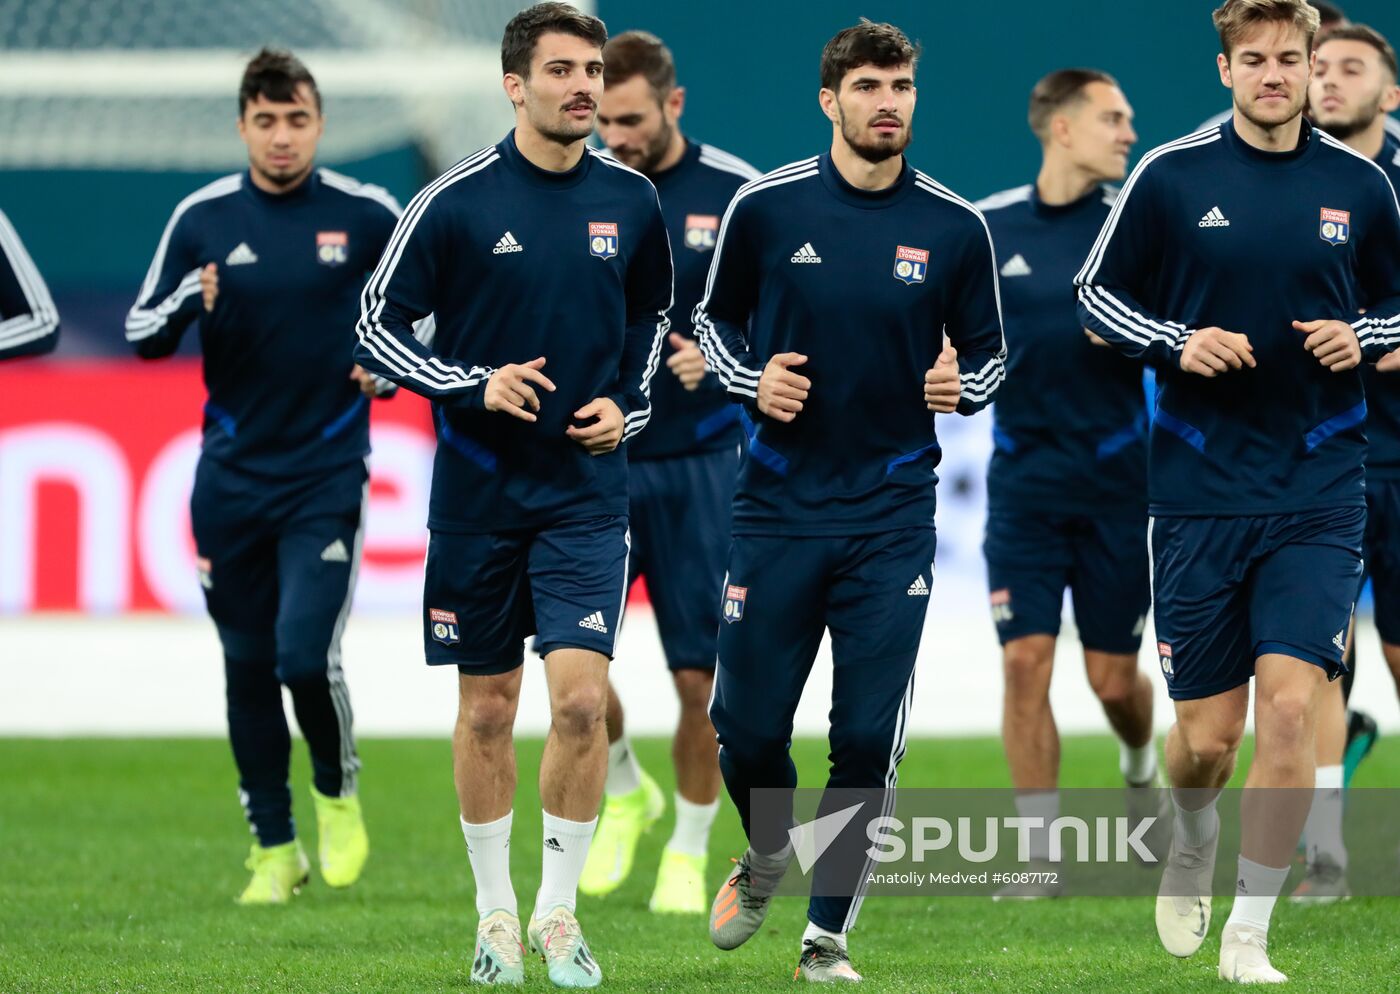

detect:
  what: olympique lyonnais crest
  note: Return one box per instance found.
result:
[588,221,619,259]
[893,245,929,285]
[723,584,747,624]
[1158,641,1173,677]
[317,231,349,266]
[684,214,719,252]
[429,608,460,645]
[1319,208,1350,246]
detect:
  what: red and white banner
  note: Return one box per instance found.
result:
[0,361,435,613]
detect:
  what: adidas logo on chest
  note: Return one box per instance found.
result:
[1198,206,1231,228]
[492,231,524,254]
[225,242,258,265]
[790,242,822,263]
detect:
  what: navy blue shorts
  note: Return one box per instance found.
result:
[423,516,629,674]
[627,448,738,671]
[983,510,1149,653]
[1150,508,1365,700]
[1364,478,1400,645]
[189,457,365,670]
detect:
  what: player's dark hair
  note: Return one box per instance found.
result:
[1213,0,1321,59]
[1028,68,1119,143]
[239,48,321,115]
[603,30,676,99]
[501,2,608,79]
[819,19,920,92]
[1321,24,1398,81]
[1310,2,1347,28]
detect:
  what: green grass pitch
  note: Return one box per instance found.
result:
[2,735,1398,992]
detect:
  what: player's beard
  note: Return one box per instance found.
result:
[628,117,675,175]
[837,101,911,163]
[252,156,313,190]
[1312,92,1384,140]
[1236,87,1307,132]
[527,92,596,146]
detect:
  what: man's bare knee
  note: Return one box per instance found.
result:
[1085,653,1137,708]
[673,668,715,715]
[1003,639,1054,696]
[458,673,520,742]
[551,683,608,740]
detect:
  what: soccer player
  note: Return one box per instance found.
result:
[695,20,1004,981]
[1291,22,1400,901]
[125,49,395,903]
[977,69,1168,899]
[581,29,759,913]
[1075,0,1400,982]
[0,207,59,360]
[352,4,672,987]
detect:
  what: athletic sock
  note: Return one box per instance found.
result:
[802,920,847,953]
[1014,790,1059,862]
[667,793,719,858]
[1303,764,1348,869]
[1172,792,1220,849]
[1120,739,1158,785]
[534,811,598,919]
[1225,856,1289,931]
[461,811,516,917]
[604,737,643,797]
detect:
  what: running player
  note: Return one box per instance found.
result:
[352,4,672,987]
[0,207,59,359]
[1290,22,1400,902]
[126,49,394,903]
[696,20,1004,981]
[977,68,1167,900]
[583,29,759,913]
[1075,0,1400,981]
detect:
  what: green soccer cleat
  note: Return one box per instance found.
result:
[1343,709,1379,788]
[648,846,707,914]
[709,849,786,950]
[528,906,602,988]
[311,785,369,888]
[236,839,310,905]
[471,909,525,985]
[578,770,664,897]
[795,936,863,983]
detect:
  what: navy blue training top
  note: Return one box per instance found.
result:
[978,182,1146,516]
[1075,119,1400,517]
[1360,133,1400,481]
[694,152,1006,536]
[126,168,400,477]
[353,131,674,533]
[629,139,758,460]
[0,207,59,360]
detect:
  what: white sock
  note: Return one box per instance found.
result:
[1225,856,1290,931]
[1172,793,1220,849]
[667,793,719,858]
[460,812,516,917]
[1120,740,1158,785]
[1303,764,1347,869]
[533,811,598,920]
[604,737,643,796]
[1014,790,1059,862]
[802,920,847,953]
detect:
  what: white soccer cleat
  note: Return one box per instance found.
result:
[1218,924,1287,984]
[1155,831,1218,958]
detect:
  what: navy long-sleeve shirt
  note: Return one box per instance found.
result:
[1361,133,1400,481]
[353,132,674,533]
[0,207,59,360]
[629,139,758,460]
[126,168,402,478]
[1075,119,1400,517]
[694,153,1006,536]
[978,182,1146,516]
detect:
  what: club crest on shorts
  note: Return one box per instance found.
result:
[588,221,619,259]
[1319,208,1350,246]
[723,584,747,624]
[196,556,213,590]
[684,214,719,252]
[317,231,349,266]
[1158,641,1174,677]
[893,245,929,285]
[430,608,460,645]
[989,588,1013,624]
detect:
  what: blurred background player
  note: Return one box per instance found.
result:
[0,207,59,359]
[124,49,396,904]
[696,20,1005,981]
[353,4,672,986]
[976,69,1168,899]
[1291,22,1400,901]
[582,29,759,914]
[1076,0,1400,981]
[1197,0,1400,141]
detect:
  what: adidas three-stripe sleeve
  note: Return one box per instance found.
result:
[693,193,762,399]
[607,187,673,440]
[0,208,59,359]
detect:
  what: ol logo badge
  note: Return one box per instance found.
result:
[430,608,460,645]
[1319,208,1350,246]
[317,231,349,266]
[723,584,747,624]
[893,245,929,285]
[588,221,619,259]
